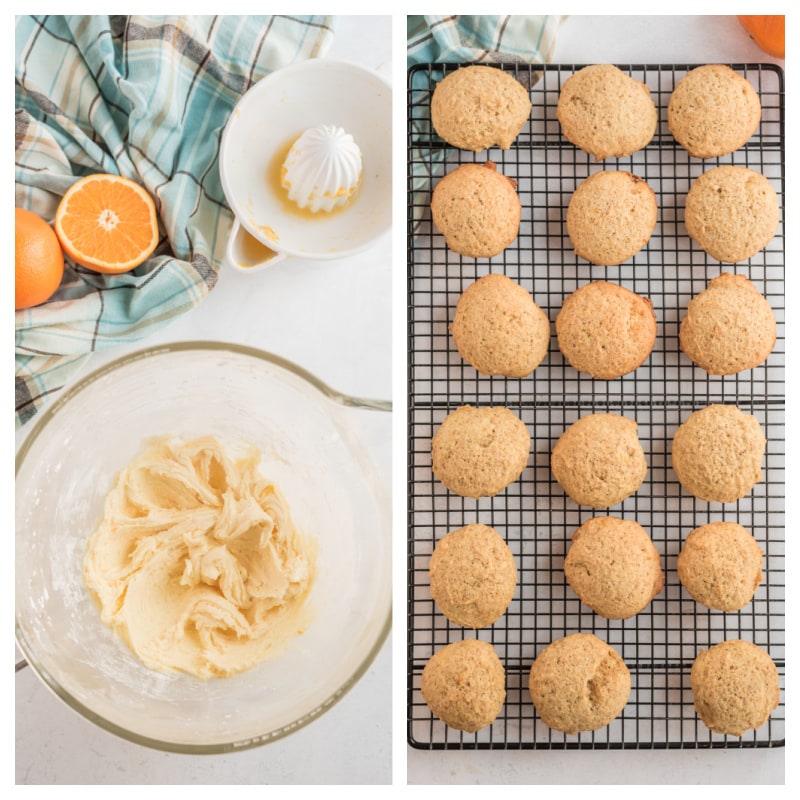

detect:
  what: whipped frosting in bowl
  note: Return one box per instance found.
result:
[15,343,391,753]
[83,435,317,680]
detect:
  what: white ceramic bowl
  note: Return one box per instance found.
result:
[219,59,392,271]
[15,342,391,753]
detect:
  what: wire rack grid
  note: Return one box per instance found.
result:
[407,63,785,750]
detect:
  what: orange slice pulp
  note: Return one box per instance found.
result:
[54,174,159,274]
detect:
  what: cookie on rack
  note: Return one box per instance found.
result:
[564,516,664,619]
[429,523,517,629]
[671,404,766,503]
[451,273,550,378]
[551,412,647,508]
[556,63,658,161]
[556,281,657,379]
[528,632,631,734]
[421,638,506,732]
[566,170,658,266]
[430,161,521,258]
[677,521,763,612]
[684,165,779,263]
[430,65,532,152]
[691,639,780,736]
[680,272,777,375]
[431,405,530,498]
[668,64,761,158]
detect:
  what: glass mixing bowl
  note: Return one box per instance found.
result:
[15,342,392,753]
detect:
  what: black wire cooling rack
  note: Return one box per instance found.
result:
[407,63,785,750]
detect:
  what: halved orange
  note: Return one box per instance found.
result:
[54,174,159,274]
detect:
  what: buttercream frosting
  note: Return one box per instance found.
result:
[83,436,315,679]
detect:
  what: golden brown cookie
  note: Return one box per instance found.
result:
[451,273,550,378]
[431,405,530,499]
[566,171,657,266]
[551,413,647,508]
[556,281,657,379]
[431,161,521,258]
[684,166,779,263]
[528,632,631,734]
[556,64,658,161]
[431,65,531,151]
[668,65,761,158]
[677,522,763,612]
[564,516,664,619]
[421,638,506,732]
[691,639,780,736]
[429,523,517,628]
[672,404,766,503]
[680,273,776,375]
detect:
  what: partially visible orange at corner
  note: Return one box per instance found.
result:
[54,173,159,274]
[15,208,65,310]
[737,15,785,59]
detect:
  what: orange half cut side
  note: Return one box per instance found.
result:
[55,174,159,274]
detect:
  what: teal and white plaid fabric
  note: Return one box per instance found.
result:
[407,15,566,229]
[15,15,334,429]
[408,15,565,65]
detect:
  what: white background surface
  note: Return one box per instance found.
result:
[14,14,394,786]
[405,13,789,786]
[13,12,793,788]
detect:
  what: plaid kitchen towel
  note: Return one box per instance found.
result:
[407,15,565,229]
[408,14,564,65]
[15,15,334,430]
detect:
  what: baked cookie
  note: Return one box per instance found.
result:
[528,632,631,734]
[684,166,779,263]
[431,162,521,258]
[421,638,506,732]
[677,521,763,612]
[668,64,761,158]
[556,281,657,379]
[564,516,664,619]
[551,413,647,508]
[431,65,531,151]
[691,639,780,736]
[556,64,658,160]
[680,273,777,375]
[429,523,517,628]
[672,404,766,503]
[451,273,550,378]
[431,405,530,498]
[566,171,657,266]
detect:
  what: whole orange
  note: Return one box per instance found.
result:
[15,208,65,310]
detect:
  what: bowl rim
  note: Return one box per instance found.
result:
[218,58,392,261]
[15,340,392,754]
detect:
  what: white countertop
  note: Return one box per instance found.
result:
[15,14,394,786]
[405,13,787,786]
